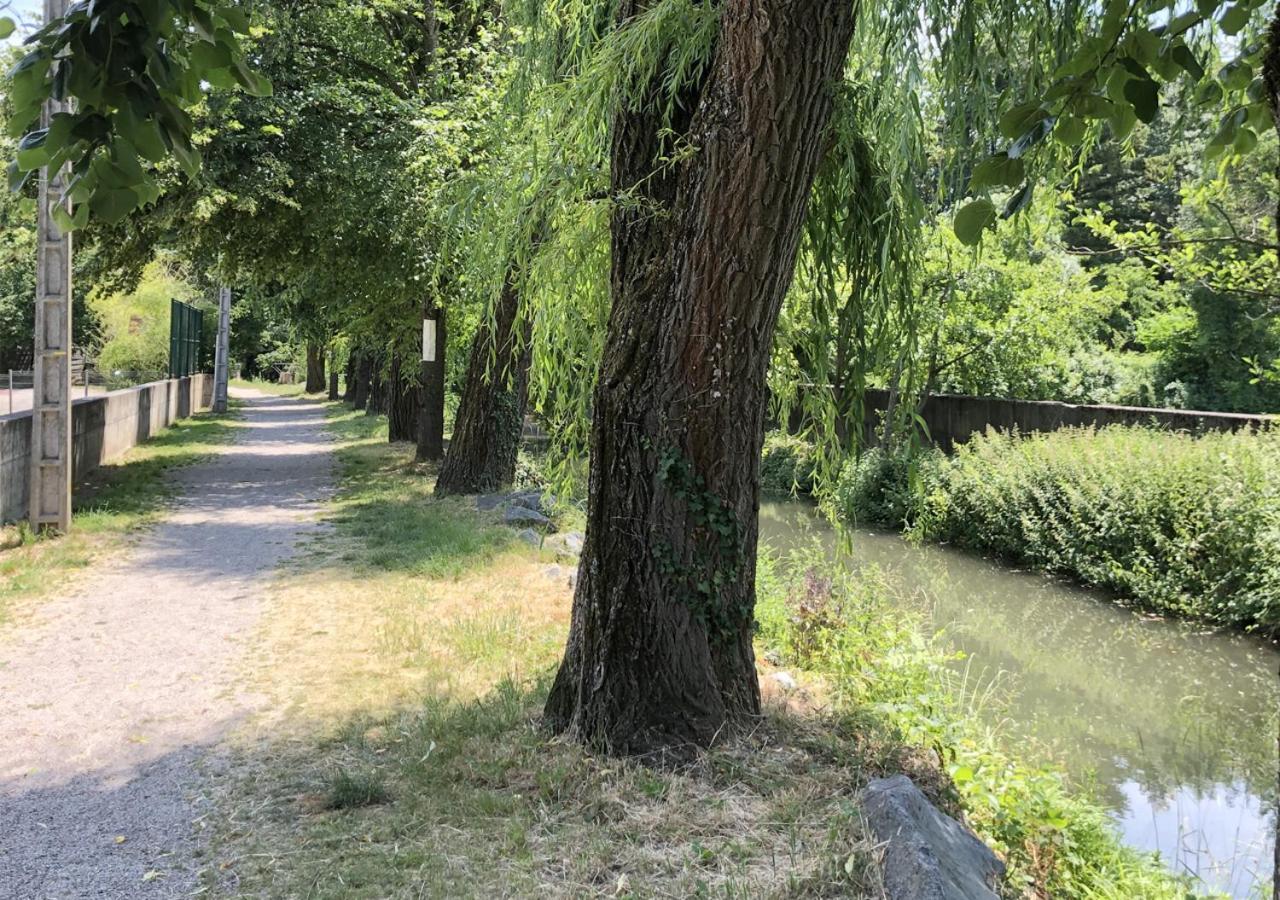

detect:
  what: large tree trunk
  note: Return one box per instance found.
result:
[343,353,357,403]
[435,277,531,493]
[387,355,419,442]
[352,353,372,410]
[417,303,447,462]
[366,362,386,416]
[327,348,340,400]
[305,343,326,393]
[545,0,856,755]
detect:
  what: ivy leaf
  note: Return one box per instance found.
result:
[953,198,997,246]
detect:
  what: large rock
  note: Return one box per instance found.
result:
[503,505,556,532]
[859,775,1004,900]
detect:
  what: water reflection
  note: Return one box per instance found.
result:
[758,501,1279,897]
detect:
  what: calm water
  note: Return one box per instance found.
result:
[758,501,1279,898]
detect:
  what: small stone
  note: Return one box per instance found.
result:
[517,528,541,547]
[561,532,583,554]
[542,564,563,580]
[858,775,1004,900]
[770,671,798,692]
[503,505,557,532]
[475,493,509,511]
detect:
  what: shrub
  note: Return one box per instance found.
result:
[826,446,946,531]
[831,425,1280,630]
[759,431,819,497]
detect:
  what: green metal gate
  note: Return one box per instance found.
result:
[168,299,204,378]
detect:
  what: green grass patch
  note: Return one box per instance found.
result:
[830,425,1280,630]
[323,406,515,578]
[0,406,239,623]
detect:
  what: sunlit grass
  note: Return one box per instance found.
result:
[231,377,309,397]
[0,406,239,625]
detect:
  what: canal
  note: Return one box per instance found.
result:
[758,501,1278,897]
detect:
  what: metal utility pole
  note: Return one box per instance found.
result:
[29,0,72,533]
[212,286,231,413]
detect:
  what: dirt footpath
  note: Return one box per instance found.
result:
[0,389,335,899]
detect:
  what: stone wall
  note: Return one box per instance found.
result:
[859,388,1274,451]
[0,375,212,524]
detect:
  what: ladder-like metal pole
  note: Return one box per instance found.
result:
[30,0,72,532]
[212,287,231,413]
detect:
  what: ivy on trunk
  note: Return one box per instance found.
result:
[545,0,857,755]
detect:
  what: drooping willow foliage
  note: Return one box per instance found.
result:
[444,0,1157,493]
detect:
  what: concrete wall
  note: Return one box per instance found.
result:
[0,374,212,524]
[861,388,1275,451]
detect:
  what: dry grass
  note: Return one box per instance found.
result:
[209,408,901,898]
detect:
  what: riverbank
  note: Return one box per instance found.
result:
[204,406,1202,898]
[765,424,1280,632]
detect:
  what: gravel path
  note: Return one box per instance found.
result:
[0,389,335,899]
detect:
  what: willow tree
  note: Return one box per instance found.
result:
[12,0,1278,757]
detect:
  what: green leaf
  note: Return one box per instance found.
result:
[998,102,1049,140]
[953,199,997,246]
[16,129,50,171]
[1002,182,1034,218]
[969,153,1025,191]
[0,17,15,39]
[1233,127,1258,154]
[1219,60,1253,92]
[1170,45,1205,81]
[1219,5,1249,35]
[1008,117,1054,159]
[1071,94,1116,119]
[1123,77,1159,124]
[1054,116,1086,146]
[89,186,138,224]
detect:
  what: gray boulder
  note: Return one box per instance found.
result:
[503,505,556,532]
[859,775,1003,900]
[545,531,584,557]
[516,528,542,547]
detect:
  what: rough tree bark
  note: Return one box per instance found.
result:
[545,0,857,755]
[435,276,531,494]
[305,343,326,393]
[352,352,372,410]
[366,360,386,416]
[387,355,419,442]
[327,348,340,400]
[417,303,447,462]
[342,353,356,403]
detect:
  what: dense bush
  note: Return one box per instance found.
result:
[830,426,1280,629]
[759,431,819,496]
[755,551,1196,898]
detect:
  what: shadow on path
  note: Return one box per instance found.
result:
[0,389,335,899]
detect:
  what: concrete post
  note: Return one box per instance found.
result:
[212,286,231,413]
[29,0,72,532]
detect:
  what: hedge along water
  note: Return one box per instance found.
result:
[758,501,1278,898]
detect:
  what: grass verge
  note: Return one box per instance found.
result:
[211,407,1204,898]
[0,405,239,624]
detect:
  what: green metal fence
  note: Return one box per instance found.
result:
[168,298,205,378]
